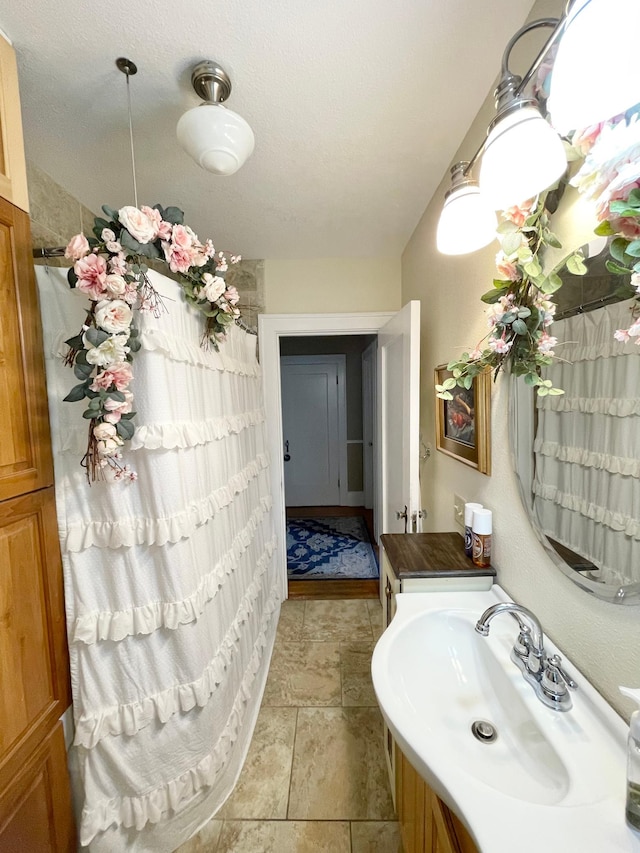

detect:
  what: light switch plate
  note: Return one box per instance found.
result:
[453,493,466,530]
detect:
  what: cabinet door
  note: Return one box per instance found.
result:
[0,198,54,500]
[0,36,29,212]
[0,488,73,849]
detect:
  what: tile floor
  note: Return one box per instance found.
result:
[178,598,401,853]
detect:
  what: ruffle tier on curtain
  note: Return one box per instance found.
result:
[35,266,280,853]
[534,299,640,587]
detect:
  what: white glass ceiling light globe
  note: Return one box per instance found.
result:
[479,105,567,211]
[177,103,255,176]
[436,183,496,255]
[548,0,640,134]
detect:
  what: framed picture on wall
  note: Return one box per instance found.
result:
[434,365,491,475]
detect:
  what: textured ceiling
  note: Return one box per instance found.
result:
[1,0,534,259]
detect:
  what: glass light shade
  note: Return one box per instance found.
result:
[436,184,497,255]
[479,105,567,211]
[177,103,255,176]
[548,0,640,134]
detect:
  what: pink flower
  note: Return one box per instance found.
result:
[103,390,134,424]
[121,282,138,305]
[104,274,126,297]
[495,253,521,282]
[101,228,116,242]
[75,253,108,300]
[65,233,90,261]
[201,273,226,302]
[608,214,640,240]
[224,285,240,305]
[503,199,534,228]
[171,224,193,250]
[614,329,631,343]
[118,206,156,244]
[90,362,133,392]
[162,241,195,273]
[629,319,640,338]
[109,253,128,275]
[488,334,513,354]
[537,332,557,353]
[570,123,606,156]
[140,206,173,241]
[469,348,483,360]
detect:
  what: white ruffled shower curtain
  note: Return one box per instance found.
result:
[534,299,640,586]
[34,266,280,852]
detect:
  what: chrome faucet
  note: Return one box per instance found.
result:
[475,602,576,711]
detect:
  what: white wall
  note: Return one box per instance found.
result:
[402,0,640,720]
[264,257,401,314]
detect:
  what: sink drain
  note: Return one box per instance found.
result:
[471,720,498,743]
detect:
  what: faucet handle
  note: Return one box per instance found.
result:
[541,654,570,701]
[513,624,531,661]
[548,654,577,690]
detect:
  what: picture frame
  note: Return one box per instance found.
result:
[434,365,491,475]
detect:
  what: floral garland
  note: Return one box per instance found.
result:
[436,193,587,401]
[437,109,640,404]
[63,203,241,483]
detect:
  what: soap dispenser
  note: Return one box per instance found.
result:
[620,686,640,830]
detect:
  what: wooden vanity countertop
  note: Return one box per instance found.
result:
[380,532,496,580]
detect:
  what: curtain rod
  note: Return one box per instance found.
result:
[554,292,627,321]
[33,247,258,336]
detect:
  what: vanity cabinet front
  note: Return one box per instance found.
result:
[397,746,478,853]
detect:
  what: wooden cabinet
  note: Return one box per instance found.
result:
[396,747,478,853]
[0,35,28,213]
[0,31,75,852]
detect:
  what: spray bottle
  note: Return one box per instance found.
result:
[620,686,640,830]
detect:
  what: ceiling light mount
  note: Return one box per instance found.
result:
[116,57,138,77]
[191,60,232,105]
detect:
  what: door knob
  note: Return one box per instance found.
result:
[284,439,291,462]
[396,505,408,533]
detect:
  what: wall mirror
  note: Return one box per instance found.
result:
[510,237,640,604]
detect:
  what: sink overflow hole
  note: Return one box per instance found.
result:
[471,720,498,743]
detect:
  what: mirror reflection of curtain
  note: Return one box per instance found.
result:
[533,299,640,587]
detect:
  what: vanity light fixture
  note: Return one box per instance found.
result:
[177,60,255,176]
[548,0,640,134]
[437,0,638,255]
[436,161,496,255]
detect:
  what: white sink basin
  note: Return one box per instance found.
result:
[372,586,640,853]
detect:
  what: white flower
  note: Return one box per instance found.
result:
[201,273,226,302]
[104,274,127,297]
[93,421,124,457]
[95,299,133,334]
[101,228,116,242]
[106,240,122,253]
[118,206,157,244]
[93,422,118,441]
[84,334,130,367]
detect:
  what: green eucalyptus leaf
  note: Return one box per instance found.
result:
[462,375,473,389]
[493,278,510,288]
[162,206,184,225]
[108,390,126,403]
[73,361,93,380]
[606,259,632,275]
[516,307,531,319]
[63,383,88,403]
[101,205,119,221]
[536,386,549,397]
[610,237,630,263]
[512,319,528,335]
[523,374,540,386]
[496,220,518,235]
[547,388,565,395]
[64,334,84,349]
[609,201,640,218]
[481,288,508,304]
[116,419,135,441]
[541,273,563,294]
[523,259,542,278]
[501,233,522,256]
[441,377,457,390]
[436,390,454,401]
[625,240,640,258]
[543,229,562,249]
[594,220,615,236]
[566,253,588,275]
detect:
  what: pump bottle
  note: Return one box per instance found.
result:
[620,686,640,830]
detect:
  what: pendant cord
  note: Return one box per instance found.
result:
[125,70,139,209]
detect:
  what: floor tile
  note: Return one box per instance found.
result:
[216,820,351,853]
[262,641,341,706]
[288,707,395,820]
[341,642,377,707]
[302,599,374,641]
[218,707,297,819]
[351,821,402,853]
[176,818,223,852]
[367,598,384,642]
[276,600,306,641]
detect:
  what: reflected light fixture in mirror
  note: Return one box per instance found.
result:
[177,60,255,176]
[436,162,496,255]
[548,0,640,134]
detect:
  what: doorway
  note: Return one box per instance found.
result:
[279,341,377,598]
[259,304,421,602]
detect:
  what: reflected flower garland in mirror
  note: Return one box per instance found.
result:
[62,203,241,483]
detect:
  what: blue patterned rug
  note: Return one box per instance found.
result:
[286,516,379,580]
